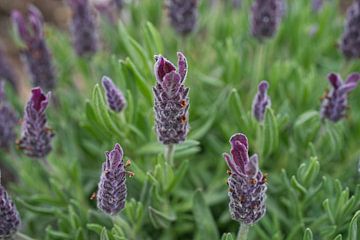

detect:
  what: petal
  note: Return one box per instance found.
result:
[246,154,259,177]
[328,73,342,89]
[154,55,176,82]
[177,52,187,82]
[223,153,242,175]
[162,71,181,97]
[346,73,360,85]
[230,133,248,150]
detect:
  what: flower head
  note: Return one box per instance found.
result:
[0,82,17,150]
[153,52,189,145]
[320,73,360,122]
[17,87,54,158]
[167,0,198,36]
[101,76,126,112]
[0,178,21,239]
[68,0,98,57]
[312,0,323,12]
[251,0,284,40]
[252,81,271,122]
[224,133,267,224]
[11,5,56,91]
[97,143,127,215]
[340,0,360,59]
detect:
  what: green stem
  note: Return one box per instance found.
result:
[164,144,175,166]
[16,232,36,240]
[237,223,250,240]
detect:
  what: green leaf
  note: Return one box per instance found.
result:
[165,160,189,193]
[303,228,313,240]
[192,190,219,240]
[148,206,176,229]
[348,210,360,240]
[87,224,104,235]
[221,233,234,240]
[100,227,110,240]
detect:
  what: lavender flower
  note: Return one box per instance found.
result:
[232,0,242,8]
[224,133,267,225]
[11,6,56,91]
[0,82,17,150]
[320,73,360,122]
[251,0,284,40]
[0,50,17,91]
[312,0,323,12]
[101,76,126,112]
[167,0,198,36]
[0,178,21,239]
[68,0,98,57]
[252,81,271,122]
[340,0,360,59]
[97,143,127,215]
[153,52,189,145]
[17,87,54,158]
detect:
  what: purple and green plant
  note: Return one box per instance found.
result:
[167,0,198,36]
[224,133,267,240]
[11,5,56,91]
[17,87,54,159]
[320,73,360,122]
[97,143,128,215]
[101,76,126,113]
[252,80,271,122]
[68,0,98,57]
[340,0,360,59]
[153,52,189,164]
[251,0,284,40]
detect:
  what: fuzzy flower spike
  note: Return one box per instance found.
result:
[0,82,17,150]
[0,171,21,239]
[340,0,360,59]
[224,133,267,230]
[153,52,189,145]
[68,0,98,57]
[11,5,56,91]
[167,0,198,36]
[17,87,54,158]
[320,73,360,122]
[251,0,284,40]
[252,81,271,122]
[97,143,127,215]
[101,76,126,112]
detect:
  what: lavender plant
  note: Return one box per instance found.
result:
[153,52,189,163]
[101,76,126,112]
[340,0,360,59]
[68,0,98,57]
[312,0,324,12]
[0,173,21,240]
[252,81,271,122]
[97,143,127,215]
[17,87,54,158]
[0,82,17,150]
[320,73,360,122]
[251,0,284,40]
[167,0,198,36]
[224,133,267,239]
[11,6,56,91]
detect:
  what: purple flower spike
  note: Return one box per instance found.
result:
[224,133,267,225]
[97,143,127,215]
[0,182,21,239]
[251,0,284,40]
[252,81,271,122]
[18,87,54,158]
[320,73,360,122]
[0,82,17,150]
[68,0,98,57]
[340,1,360,59]
[11,6,56,91]
[167,0,198,36]
[153,52,190,145]
[101,76,126,112]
